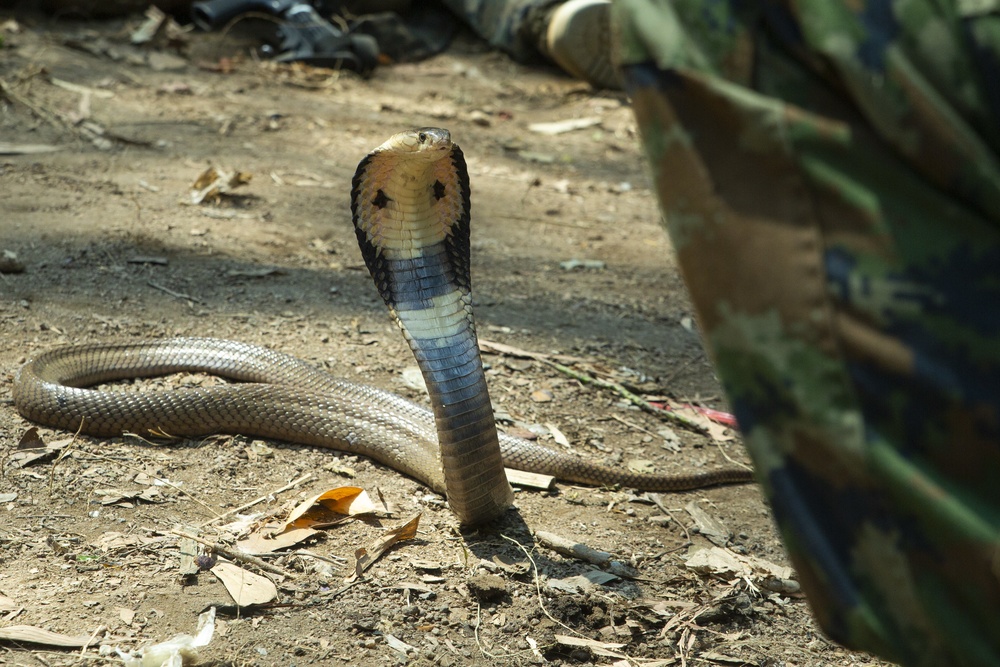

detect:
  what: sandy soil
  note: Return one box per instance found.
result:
[0,10,890,667]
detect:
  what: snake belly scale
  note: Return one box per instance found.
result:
[12,128,754,526]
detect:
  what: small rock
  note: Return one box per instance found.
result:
[0,250,24,274]
[466,573,507,602]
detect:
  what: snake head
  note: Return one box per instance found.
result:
[375,127,453,161]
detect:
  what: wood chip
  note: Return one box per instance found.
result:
[505,468,555,490]
[528,117,602,135]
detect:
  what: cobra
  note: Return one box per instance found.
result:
[12,128,753,526]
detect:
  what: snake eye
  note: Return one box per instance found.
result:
[418,132,427,143]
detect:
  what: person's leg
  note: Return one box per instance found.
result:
[439,0,620,88]
[614,1,1000,665]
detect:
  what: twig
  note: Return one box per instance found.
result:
[79,625,107,655]
[169,528,296,579]
[479,338,709,433]
[0,77,63,128]
[549,361,709,434]
[648,494,692,544]
[48,419,84,496]
[198,473,314,527]
[535,530,638,579]
[473,602,504,660]
[478,339,587,365]
[294,548,347,565]
[147,280,203,303]
[500,534,584,639]
[609,413,659,438]
[712,439,752,472]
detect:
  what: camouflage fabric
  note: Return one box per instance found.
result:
[439,0,560,63]
[612,1,1000,665]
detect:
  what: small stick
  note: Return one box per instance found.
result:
[294,549,347,565]
[549,361,708,434]
[535,530,639,579]
[0,78,63,128]
[501,534,576,637]
[198,473,314,527]
[79,625,107,654]
[608,413,659,438]
[147,280,203,303]
[647,494,692,544]
[169,528,295,579]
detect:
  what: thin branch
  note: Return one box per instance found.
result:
[169,528,296,580]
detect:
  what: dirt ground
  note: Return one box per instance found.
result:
[0,10,892,667]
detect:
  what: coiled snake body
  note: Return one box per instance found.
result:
[12,129,753,526]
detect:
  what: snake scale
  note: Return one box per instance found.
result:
[12,128,754,525]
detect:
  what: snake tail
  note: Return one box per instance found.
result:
[351,127,514,526]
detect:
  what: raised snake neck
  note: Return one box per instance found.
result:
[12,129,754,525]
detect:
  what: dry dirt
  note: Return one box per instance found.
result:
[0,11,891,667]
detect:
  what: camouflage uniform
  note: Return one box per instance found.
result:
[439,0,561,63]
[612,1,1000,665]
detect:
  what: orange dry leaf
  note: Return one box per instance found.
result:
[276,486,378,533]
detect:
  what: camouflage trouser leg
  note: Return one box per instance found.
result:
[438,0,560,63]
[613,2,1000,666]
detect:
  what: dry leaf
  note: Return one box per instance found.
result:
[238,525,320,554]
[385,633,417,655]
[547,570,619,593]
[626,459,657,474]
[190,166,252,204]
[9,429,73,468]
[684,545,794,584]
[491,554,530,575]
[684,500,731,547]
[553,634,626,658]
[545,422,570,447]
[0,625,98,647]
[211,561,278,606]
[16,427,42,449]
[351,513,421,580]
[276,486,377,533]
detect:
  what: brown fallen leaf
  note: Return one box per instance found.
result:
[16,426,43,449]
[276,486,378,534]
[190,166,252,204]
[351,513,421,580]
[553,634,627,659]
[9,428,74,468]
[0,625,98,648]
[238,525,320,554]
[210,561,278,607]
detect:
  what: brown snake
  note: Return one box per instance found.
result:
[12,128,754,526]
